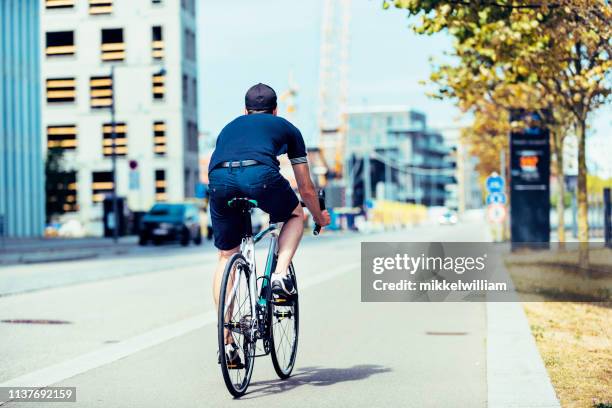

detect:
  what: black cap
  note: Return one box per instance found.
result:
[245,83,277,111]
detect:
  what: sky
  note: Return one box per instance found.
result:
[197,0,611,176]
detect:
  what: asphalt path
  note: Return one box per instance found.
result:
[0,219,491,407]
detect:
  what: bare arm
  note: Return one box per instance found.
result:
[292,163,329,227]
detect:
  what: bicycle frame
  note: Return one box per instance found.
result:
[224,220,281,342]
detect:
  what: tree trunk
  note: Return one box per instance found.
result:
[576,119,589,269]
[551,129,566,249]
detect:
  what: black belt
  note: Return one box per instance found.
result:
[220,159,259,168]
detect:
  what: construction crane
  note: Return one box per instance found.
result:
[317,0,351,183]
[278,70,298,119]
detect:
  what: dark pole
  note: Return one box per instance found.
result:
[110,65,119,243]
[604,187,611,248]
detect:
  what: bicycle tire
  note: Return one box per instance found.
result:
[269,262,299,379]
[218,253,255,397]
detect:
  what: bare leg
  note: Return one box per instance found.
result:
[274,204,304,276]
[212,246,240,344]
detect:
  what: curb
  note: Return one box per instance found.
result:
[486,255,560,408]
[0,248,131,266]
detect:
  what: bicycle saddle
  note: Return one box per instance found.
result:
[227,197,258,211]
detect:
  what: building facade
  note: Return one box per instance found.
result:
[41,0,199,234]
[1,0,45,237]
[345,106,455,207]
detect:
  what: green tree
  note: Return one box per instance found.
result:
[45,148,72,223]
[385,0,611,265]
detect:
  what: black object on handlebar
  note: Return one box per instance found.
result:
[313,190,326,236]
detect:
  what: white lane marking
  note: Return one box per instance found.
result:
[0,262,359,396]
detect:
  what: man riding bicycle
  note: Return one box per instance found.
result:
[208,83,331,366]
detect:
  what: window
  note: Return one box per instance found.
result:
[155,170,167,202]
[181,0,195,15]
[152,26,164,60]
[47,125,77,150]
[46,0,74,9]
[46,31,75,56]
[48,171,78,213]
[191,77,197,108]
[153,121,167,156]
[90,76,113,108]
[187,121,198,152]
[182,74,188,103]
[89,0,113,15]
[184,168,191,198]
[92,171,113,203]
[183,29,196,61]
[46,78,76,103]
[102,122,127,157]
[101,28,125,61]
[152,72,165,100]
[64,173,78,212]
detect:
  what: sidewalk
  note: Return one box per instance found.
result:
[486,250,560,408]
[0,236,138,266]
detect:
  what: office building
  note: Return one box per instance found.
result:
[0,0,45,237]
[41,0,199,234]
[345,106,455,207]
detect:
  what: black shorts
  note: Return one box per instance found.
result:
[208,164,299,250]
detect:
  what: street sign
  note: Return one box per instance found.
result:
[487,203,507,224]
[129,170,140,190]
[486,192,507,205]
[486,173,505,193]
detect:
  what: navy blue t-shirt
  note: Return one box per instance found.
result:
[208,114,307,173]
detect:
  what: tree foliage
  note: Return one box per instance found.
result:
[384,0,611,263]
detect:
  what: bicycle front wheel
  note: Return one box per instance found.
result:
[218,253,255,397]
[270,262,299,379]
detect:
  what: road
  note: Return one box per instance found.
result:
[0,219,491,407]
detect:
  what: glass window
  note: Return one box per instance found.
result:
[46,31,75,57]
[153,72,165,100]
[191,77,197,108]
[187,121,198,152]
[152,26,164,60]
[101,28,125,62]
[182,74,188,103]
[153,121,166,156]
[46,0,75,9]
[47,125,77,150]
[89,0,113,15]
[46,77,76,103]
[47,170,78,213]
[90,76,112,108]
[92,171,113,203]
[102,122,127,157]
[155,170,167,202]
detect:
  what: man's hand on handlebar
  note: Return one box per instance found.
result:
[314,210,331,228]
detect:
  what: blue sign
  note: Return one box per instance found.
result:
[486,192,507,205]
[195,183,207,199]
[129,170,140,190]
[486,174,505,193]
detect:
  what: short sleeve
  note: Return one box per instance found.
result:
[285,121,307,165]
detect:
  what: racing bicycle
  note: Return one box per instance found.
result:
[217,192,325,397]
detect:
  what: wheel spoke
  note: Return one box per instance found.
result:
[219,256,255,395]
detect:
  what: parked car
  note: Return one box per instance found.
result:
[139,203,202,246]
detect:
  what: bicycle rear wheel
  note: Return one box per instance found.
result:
[218,253,255,397]
[270,262,299,379]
